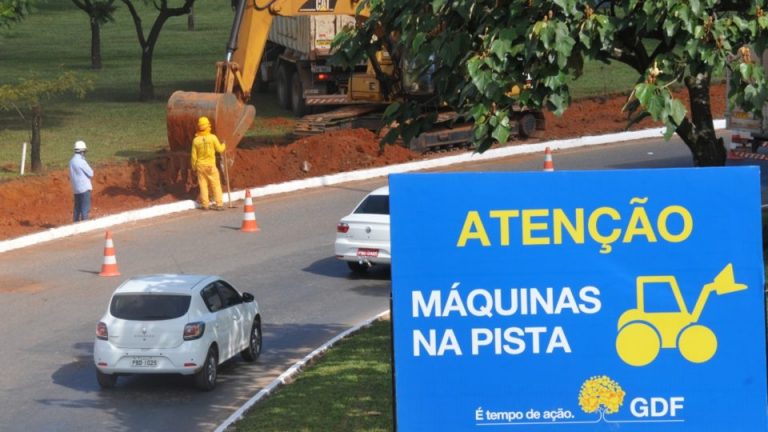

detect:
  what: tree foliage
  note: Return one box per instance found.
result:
[0,0,32,28]
[0,72,93,172]
[72,0,117,26]
[334,0,768,166]
[72,0,119,69]
[0,72,92,118]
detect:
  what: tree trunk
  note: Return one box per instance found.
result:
[675,73,726,167]
[90,17,102,69]
[187,5,194,31]
[138,12,175,101]
[123,0,193,101]
[139,46,154,100]
[30,104,43,173]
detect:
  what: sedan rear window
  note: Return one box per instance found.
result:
[354,195,389,215]
[110,294,191,321]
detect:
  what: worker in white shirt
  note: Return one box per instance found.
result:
[69,140,94,222]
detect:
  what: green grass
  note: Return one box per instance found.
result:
[0,3,671,179]
[569,60,640,99]
[233,319,394,432]
[0,2,293,177]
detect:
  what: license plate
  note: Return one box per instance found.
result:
[130,357,158,368]
[312,65,332,73]
[357,248,379,257]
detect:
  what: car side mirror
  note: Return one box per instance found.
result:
[241,292,255,302]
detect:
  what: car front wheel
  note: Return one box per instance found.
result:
[241,319,262,362]
[96,370,117,389]
[194,347,218,391]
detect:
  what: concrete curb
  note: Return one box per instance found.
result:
[213,310,391,432]
[0,119,725,254]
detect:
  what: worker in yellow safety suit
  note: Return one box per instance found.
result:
[191,116,226,210]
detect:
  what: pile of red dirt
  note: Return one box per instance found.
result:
[0,84,726,241]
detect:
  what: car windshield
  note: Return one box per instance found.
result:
[110,294,191,321]
[354,194,389,215]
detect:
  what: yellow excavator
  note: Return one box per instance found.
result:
[166,0,544,153]
[166,0,370,152]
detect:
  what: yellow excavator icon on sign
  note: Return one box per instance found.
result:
[615,263,747,367]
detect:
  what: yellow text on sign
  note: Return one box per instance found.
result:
[456,198,693,254]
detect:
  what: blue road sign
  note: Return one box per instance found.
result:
[389,167,767,431]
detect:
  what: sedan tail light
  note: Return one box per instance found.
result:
[96,322,108,340]
[337,222,349,233]
[183,322,206,341]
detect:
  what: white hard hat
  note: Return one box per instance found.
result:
[74,140,87,151]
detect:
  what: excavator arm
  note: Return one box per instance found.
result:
[167,0,368,152]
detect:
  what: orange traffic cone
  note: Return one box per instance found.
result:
[99,230,121,277]
[543,147,555,172]
[241,189,260,232]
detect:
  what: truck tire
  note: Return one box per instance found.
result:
[290,71,307,116]
[254,68,269,93]
[518,113,537,138]
[276,64,292,110]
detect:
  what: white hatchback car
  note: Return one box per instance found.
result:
[93,274,261,391]
[334,186,391,273]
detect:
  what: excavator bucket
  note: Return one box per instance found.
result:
[707,263,748,295]
[166,91,255,152]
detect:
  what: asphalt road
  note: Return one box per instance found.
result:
[1,136,748,432]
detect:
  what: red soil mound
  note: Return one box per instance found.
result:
[0,84,726,240]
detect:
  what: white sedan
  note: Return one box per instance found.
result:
[334,186,391,273]
[93,274,262,391]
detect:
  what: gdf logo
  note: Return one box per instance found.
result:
[578,376,686,424]
[630,397,685,418]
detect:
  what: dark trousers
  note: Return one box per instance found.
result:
[73,191,91,222]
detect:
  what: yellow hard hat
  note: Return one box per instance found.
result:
[197,116,211,131]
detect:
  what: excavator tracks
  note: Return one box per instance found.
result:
[291,105,545,153]
[293,105,383,135]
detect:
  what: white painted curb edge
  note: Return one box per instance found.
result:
[214,309,391,432]
[0,119,726,255]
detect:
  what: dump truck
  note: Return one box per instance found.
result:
[165,0,544,154]
[257,15,359,117]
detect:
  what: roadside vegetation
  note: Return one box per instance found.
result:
[2,2,644,179]
[0,1,293,178]
[2,4,762,430]
[233,318,394,432]
[335,1,753,165]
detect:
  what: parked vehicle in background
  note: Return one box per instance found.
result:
[335,186,391,273]
[165,0,544,155]
[93,274,262,391]
[259,15,359,117]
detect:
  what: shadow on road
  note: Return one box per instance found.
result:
[41,322,363,431]
[303,256,391,282]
